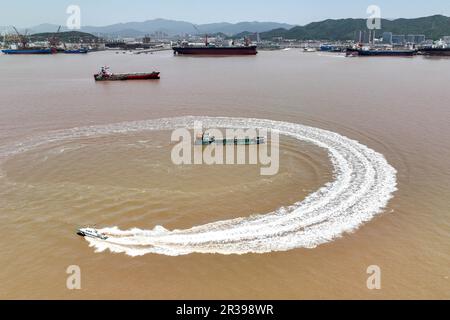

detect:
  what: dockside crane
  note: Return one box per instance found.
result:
[12,26,29,49]
[48,25,62,48]
[192,24,209,46]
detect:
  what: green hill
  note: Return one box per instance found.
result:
[260,15,450,41]
[29,31,100,43]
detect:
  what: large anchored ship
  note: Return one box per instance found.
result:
[173,36,257,56]
[346,46,417,57]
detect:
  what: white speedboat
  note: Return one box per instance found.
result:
[77,228,108,240]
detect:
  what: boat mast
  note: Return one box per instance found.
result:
[48,25,61,49]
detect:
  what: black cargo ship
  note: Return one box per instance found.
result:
[347,47,417,57]
[173,36,257,56]
[173,45,258,55]
[419,47,450,56]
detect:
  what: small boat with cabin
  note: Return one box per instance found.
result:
[77,227,108,240]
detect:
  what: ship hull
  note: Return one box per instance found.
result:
[347,48,416,57]
[358,50,416,56]
[173,46,257,56]
[64,49,89,54]
[94,72,160,81]
[419,48,450,56]
[2,48,54,55]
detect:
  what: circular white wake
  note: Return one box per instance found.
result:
[0,116,397,256]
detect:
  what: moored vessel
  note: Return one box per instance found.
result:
[419,40,450,56]
[2,26,56,55]
[173,36,257,56]
[64,48,89,54]
[173,45,258,55]
[2,48,55,54]
[419,48,450,56]
[320,44,344,52]
[346,47,416,57]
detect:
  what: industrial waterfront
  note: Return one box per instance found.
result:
[3,19,450,57]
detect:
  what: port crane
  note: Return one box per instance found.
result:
[191,24,201,35]
[192,24,209,46]
[48,25,63,48]
[12,26,29,49]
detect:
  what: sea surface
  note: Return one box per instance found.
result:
[0,49,448,299]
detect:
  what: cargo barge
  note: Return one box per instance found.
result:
[94,67,160,81]
[195,133,265,145]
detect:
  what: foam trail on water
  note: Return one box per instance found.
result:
[0,117,397,256]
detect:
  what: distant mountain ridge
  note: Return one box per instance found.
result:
[8,19,294,37]
[260,15,450,41]
[86,19,294,37]
[5,15,450,41]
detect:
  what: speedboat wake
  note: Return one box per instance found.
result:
[0,116,397,256]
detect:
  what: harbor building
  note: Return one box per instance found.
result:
[382,32,393,44]
[392,35,406,45]
[406,34,425,44]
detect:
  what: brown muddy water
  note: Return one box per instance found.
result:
[0,49,448,299]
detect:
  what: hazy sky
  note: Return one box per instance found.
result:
[2,0,450,27]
